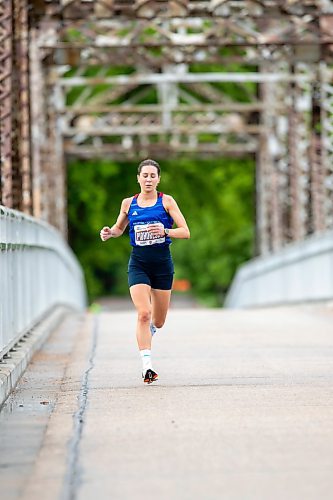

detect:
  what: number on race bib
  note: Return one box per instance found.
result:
[134,223,165,246]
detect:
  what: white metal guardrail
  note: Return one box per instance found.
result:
[225,230,333,308]
[0,205,86,359]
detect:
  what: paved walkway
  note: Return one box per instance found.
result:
[1,304,333,500]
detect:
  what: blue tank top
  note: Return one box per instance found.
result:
[128,192,174,247]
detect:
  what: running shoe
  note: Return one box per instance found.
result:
[150,322,157,336]
[143,369,158,384]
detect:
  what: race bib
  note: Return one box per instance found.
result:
[134,223,165,246]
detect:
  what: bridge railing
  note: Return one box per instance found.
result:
[225,230,333,308]
[0,206,86,359]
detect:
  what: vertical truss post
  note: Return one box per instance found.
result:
[0,0,13,207]
[287,63,312,243]
[320,63,333,230]
[257,66,285,254]
[29,27,46,220]
[309,70,326,234]
[157,65,181,131]
[43,65,66,235]
[157,63,184,150]
[30,25,66,233]
[11,0,32,213]
[256,132,270,255]
[270,62,291,251]
[53,81,67,236]
[40,65,55,227]
[257,77,273,255]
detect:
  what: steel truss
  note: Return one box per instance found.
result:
[0,0,32,213]
[1,0,333,252]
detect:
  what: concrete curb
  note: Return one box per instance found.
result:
[0,307,72,408]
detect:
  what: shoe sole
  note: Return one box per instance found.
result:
[143,373,158,384]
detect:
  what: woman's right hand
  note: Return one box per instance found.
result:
[100,226,112,241]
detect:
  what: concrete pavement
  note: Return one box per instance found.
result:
[1,304,333,500]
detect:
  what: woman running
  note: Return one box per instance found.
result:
[100,159,190,384]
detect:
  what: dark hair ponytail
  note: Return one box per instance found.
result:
[138,159,161,175]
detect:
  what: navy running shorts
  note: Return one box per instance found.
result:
[128,245,174,290]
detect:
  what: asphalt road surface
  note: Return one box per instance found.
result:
[1,304,333,500]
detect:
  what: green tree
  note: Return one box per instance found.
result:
[67,156,255,306]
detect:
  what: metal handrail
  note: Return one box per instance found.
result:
[225,229,333,308]
[0,205,86,359]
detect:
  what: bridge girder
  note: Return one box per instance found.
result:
[29,0,333,20]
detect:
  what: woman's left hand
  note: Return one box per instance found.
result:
[147,223,164,237]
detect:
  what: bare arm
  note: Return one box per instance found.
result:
[165,196,190,239]
[100,198,131,241]
[148,195,190,239]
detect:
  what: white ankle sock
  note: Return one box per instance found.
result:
[140,349,152,372]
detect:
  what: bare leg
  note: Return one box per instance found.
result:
[129,284,152,349]
[151,289,172,329]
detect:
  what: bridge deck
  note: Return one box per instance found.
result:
[1,305,333,500]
